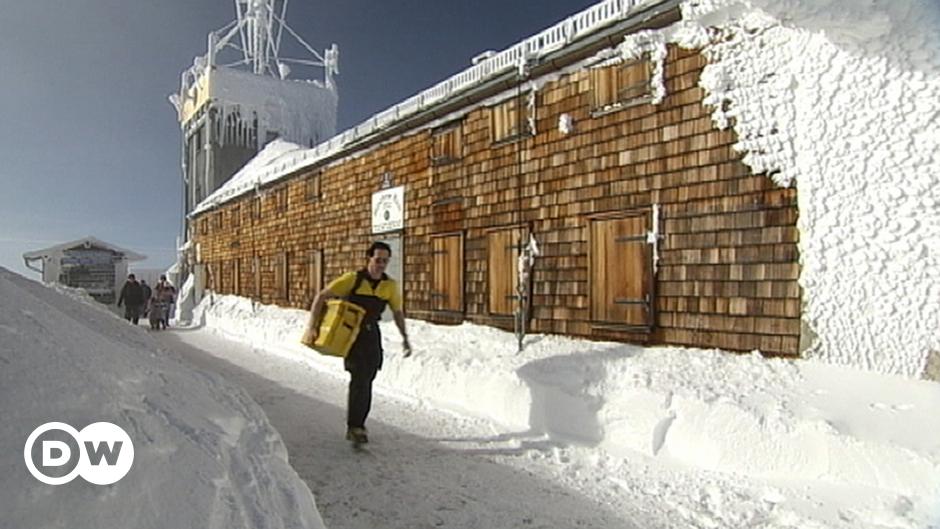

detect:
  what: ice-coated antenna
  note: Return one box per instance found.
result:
[206,0,338,87]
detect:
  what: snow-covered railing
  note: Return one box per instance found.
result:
[193,0,657,215]
[330,0,651,139]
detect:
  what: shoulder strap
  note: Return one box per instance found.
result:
[350,270,368,296]
[349,269,387,295]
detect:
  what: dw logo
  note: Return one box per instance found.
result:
[24,422,134,485]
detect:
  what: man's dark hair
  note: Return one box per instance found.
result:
[366,241,392,258]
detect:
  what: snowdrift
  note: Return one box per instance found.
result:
[0,270,325,529]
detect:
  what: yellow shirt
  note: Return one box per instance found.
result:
[327,271,403,311]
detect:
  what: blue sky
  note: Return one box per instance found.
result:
[0,0,598,279]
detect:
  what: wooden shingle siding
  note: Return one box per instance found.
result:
[192,44,802,356]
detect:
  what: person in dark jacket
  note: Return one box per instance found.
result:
[117,274,145,324]
[302,241,411,445]
[139,280,152,317]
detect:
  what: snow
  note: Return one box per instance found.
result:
[0,269,325,529]
[195,138,309,213]
[3,263,940,527]
[180,289,939,528]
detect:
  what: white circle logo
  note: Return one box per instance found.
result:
[24,422,134,485]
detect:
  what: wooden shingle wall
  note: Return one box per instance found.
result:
[193,44,801,355]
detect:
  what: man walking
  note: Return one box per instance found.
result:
[117,274,144,324]
[302,241,411,444]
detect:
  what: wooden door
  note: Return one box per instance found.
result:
[590,212,652,327]
[431,234,463,312]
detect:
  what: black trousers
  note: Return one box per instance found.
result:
[347,362,378,429]
[345,324,382,429]
[124,304,141,324]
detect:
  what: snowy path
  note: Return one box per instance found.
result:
[155,327,639,529]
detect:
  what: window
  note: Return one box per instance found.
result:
[230,205,240,228]
[210,262,222,291]
[486,227,526,316]
[232,258,241,296]
[274,251,289,301]
[490,93,534,143]
[199,218,209,235]
[251,197,262,221]
[306,172,322,202]
[430,233,464,313]
[219,261,230,294]
[275,186,288,213]
[307,249,323,301]
[589,210,654,327]
[431,123,462,165]
[591,56,652,112]
[252,255,261,298]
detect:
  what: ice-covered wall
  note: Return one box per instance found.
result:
[680,0,940,376]
[210,67,337,148]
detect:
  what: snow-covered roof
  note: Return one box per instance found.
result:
[194,138,308,212]
[22,236,146,262]
[191,0,674,215]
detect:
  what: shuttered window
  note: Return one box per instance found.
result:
[308,249,323,302]
[210,262,222,292]
[591,56,652,112]
[275,251,289,302]
[220,260,230,294]
[590,211,654,327]
[431,233,464,313]
[306,172,321,202]
[275,186,288,212]
[232,258,241,296]
[490,94,533,143]
[431,124,462,165]
[252,255,261,298]
[487,227,525,316]
[251,197,262,221]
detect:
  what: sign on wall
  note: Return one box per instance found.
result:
[371,185,405,234]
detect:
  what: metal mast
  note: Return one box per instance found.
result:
[205,0,338,86]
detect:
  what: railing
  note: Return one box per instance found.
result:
[196,0,655,213]
[324,0,647,144]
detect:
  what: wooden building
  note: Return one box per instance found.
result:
[189,0,802,356]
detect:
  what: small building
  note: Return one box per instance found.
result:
[23,237,146,305]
